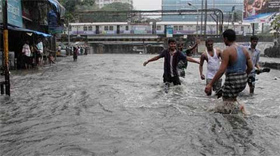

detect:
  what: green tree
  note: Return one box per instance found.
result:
[58,0,95,21]
[101,2,132,11]
[81,2,133,22]
[271,15,280,32]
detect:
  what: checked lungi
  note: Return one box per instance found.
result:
[222,72,247,99]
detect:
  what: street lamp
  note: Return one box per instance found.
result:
[188,2,199,38]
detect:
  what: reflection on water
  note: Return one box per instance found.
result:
[1,54,280,156]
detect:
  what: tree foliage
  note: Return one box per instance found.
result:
[81,2,133,22]
[58,0,133,22]
[100,2,132,11]
[58,0,95,21]
[271,14,280,32]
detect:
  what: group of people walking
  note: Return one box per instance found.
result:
[143,29,262,115]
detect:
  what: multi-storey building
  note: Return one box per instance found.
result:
[95,0,133,8]
[162,0,243,22]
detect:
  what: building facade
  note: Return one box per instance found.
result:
[162,0,244,22]
[95,0,133,8]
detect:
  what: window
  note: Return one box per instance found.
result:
[156,25,161,30]
[69,26,72,31]
[125,26,129,31]
[83,26,87,31]
[174,26,178,31]
[104,26,108,31]
[109,26,113,31]
[241,26,244,31]
[179,26,183,31]
[88,26,92,31]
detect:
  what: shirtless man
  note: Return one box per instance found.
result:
[205,29,253,114]
[199,39,222,96]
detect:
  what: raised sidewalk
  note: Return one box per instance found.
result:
[259,57,280,70]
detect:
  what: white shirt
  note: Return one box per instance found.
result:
[22,44,31,57]
[206,48,220,79]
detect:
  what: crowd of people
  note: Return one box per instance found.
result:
[143,29,263,115]
[19,39,89,69]
[20,38,56,69]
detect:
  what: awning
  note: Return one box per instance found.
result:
[8,26,52,37]
[48,0,66,17]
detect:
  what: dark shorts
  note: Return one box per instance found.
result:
[247,73,256,87]
[24,56,33,65]
[37,53,42,58]
[163,75,181,85]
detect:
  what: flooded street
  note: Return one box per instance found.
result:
[1,54,280,156]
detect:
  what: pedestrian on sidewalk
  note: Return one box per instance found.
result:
[22,40,32,69]
[205,29,253,114]
[36,38,44,66]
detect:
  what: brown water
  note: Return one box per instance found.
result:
[1,54,280,156]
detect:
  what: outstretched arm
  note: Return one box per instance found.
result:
[143,55,161,66]
[199,53,206,80]
[187,38,200,51]
[187,56,200,64]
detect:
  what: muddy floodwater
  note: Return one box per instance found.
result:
[1,54,280,156]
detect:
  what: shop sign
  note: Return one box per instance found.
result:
[7,0,23,27]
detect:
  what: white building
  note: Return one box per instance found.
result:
[95,0,133,9]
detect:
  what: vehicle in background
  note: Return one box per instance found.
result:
[68,22,251,36]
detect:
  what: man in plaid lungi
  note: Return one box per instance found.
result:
[205,29,253,114]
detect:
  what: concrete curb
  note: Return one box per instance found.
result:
[260,57,280,70]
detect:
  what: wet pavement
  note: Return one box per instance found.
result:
[1,54,280,156]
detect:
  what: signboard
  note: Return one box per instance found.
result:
[244,0,280,23]
[131,25,151,34]
[48,10,63,34]
[7,0,23,27]
[166,25,173,38]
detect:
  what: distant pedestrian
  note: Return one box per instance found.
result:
[36,38,44,66]
[58,45,61,55]
[22,40,32,69]
[199,38,222,95]
[49,53,55,65]
[143,38,199,88]
[73,47,78,61]
[205,29,253,114]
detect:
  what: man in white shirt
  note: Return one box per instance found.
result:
[22,40,31,69]
[199,39,222,96]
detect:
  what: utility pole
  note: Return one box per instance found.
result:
[201,0,204,37]
[2,0,10,96]
[187,2,199,39]
[67,18,70,47]
[204,0,207,36]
